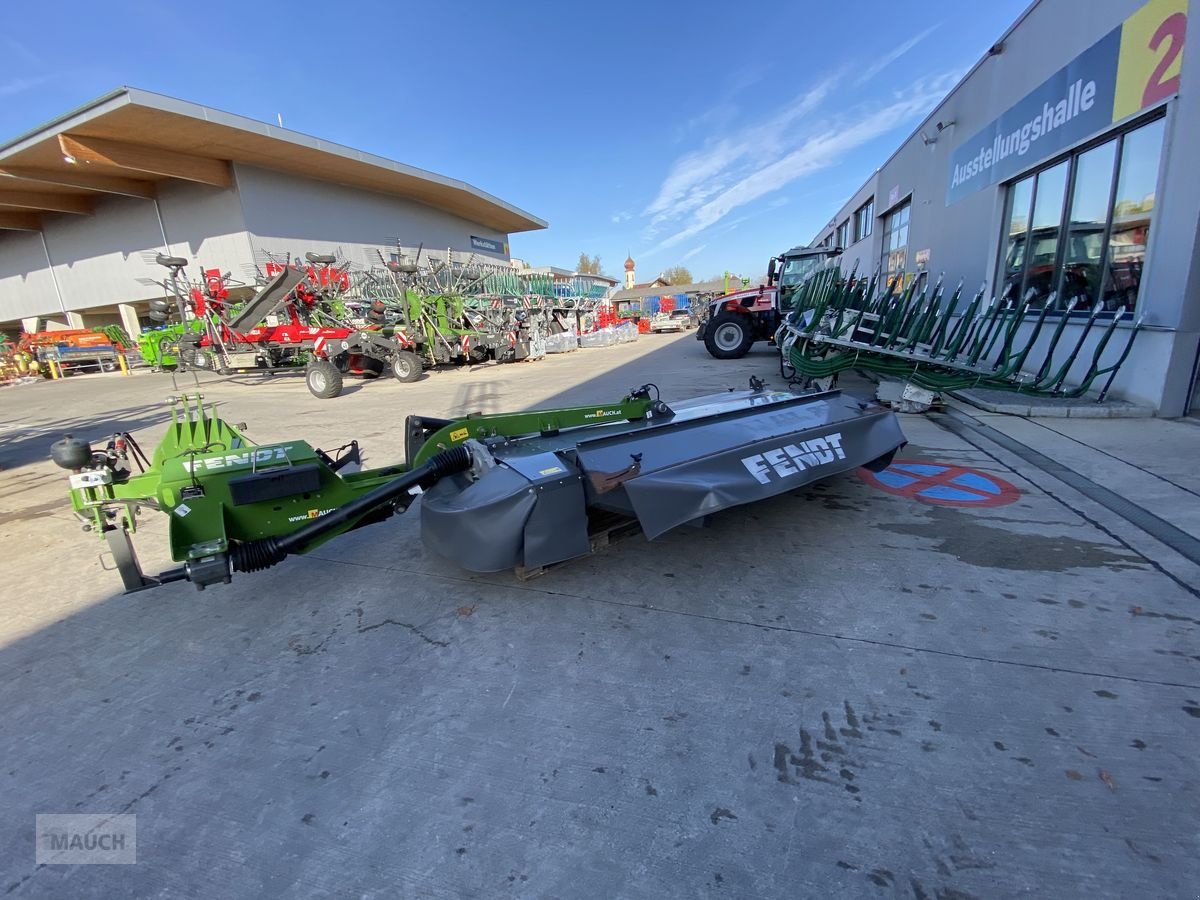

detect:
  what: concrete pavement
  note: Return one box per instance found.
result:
[1,332,1197,898]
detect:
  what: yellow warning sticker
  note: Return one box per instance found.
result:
[449,427,469,441]
[538,466,565,476]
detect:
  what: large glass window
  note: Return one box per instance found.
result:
[996,116,1165,313]
[1023,161,1068,307]
[1101,118,1164,310]
[1059,141,1117,308]
[854,198,874,242]
[882,202,910,280]
[999,176,1034,301]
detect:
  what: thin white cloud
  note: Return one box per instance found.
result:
[681,244,707,262]
[855,23,941,85]
[643,77,837,236]
[642,71,961,257]
[610,211,632,224]
[0,75,51,98]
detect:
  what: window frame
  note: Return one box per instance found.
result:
[835,219,850,249]
[880,200,911,279]
[994,110,1166,315]
[853,198,874,243]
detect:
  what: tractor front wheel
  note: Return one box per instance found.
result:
[704,312,755,359]
[306,359,343,399]
[391,351,423,383]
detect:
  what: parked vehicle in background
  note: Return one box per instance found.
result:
[698,245,841,359]
[650,312,682,333]
[669,309,694,329]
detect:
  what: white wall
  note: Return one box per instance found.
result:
[0,231,61,320]
[0,163,517,326]
[234,164,511,269]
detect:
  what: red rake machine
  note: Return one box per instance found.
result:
[144,253,424,398]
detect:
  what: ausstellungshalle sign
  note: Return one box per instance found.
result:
[946,0,1187,205]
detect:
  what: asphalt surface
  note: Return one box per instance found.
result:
[1,332,1197,898]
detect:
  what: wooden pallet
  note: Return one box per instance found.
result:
[515,510,642,580]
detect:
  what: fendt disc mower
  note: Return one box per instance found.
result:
[52,381,906,591]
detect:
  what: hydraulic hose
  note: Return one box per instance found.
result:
[229,445,471,574]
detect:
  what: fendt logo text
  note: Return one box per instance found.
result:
[741,433,846,484]
[183,445,295,473]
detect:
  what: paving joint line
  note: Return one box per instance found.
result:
[934,408,1200,568]
[1026,416,1200,501]
[302,553,1200,691]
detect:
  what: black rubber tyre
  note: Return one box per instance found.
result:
[703,312,755,359]
[306,359,343,399]
[391,351,423,382]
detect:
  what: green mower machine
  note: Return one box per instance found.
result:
[53,382,906,591]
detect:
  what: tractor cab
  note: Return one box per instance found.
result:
[769,245,843,311]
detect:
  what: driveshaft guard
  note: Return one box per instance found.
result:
[576,392,906,539]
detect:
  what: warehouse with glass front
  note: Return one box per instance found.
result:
[813,0,1198,414]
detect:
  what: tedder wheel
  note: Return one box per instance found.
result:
[391,351,423,383]
[306,359,343,399]
[703,312,755,359]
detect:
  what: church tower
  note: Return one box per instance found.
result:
[624,254,635,290]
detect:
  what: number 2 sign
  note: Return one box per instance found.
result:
[1113,0,1188,121]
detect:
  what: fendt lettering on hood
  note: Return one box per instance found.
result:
[183,445,296,473]
[741,433,845,484]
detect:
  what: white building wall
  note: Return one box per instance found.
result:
[155,180,254,280]
[0,231,61,320]
[233,164,512,269]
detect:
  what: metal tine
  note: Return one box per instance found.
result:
[948,293,989,361]
[942,284,986,359]
[928,280,964,357]
[982,290,1024,366]
[966,291,1005,365]
[991,291,1034,371]
[922,279,960,347]
[1042,301,1108,393]
[890,277,929,349]
[889,276,921,345]
[867,278,901,345]
[1095,315,1142,401]
[1065,306,1128,396]
[900,275,944,353]
[1008,293,1066,379]
[1026,295,1077,383]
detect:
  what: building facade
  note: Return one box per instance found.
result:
[0,88,545,338]
[813,0,1198,414]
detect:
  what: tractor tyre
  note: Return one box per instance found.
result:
[391,351,422,383]
[704,312,755,359]
[306,359,343,399]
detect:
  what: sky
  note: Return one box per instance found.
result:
[1,0,1030,281]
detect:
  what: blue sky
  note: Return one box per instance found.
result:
[3,0,1028,280]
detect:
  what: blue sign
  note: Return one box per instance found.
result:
[469,235,505,254]
[947,28,1121,205]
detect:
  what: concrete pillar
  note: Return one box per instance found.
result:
[118,303,143,339]
[66,311,85,329]
[21,317,40,333]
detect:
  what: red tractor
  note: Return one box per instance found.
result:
[698,245,841,359]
